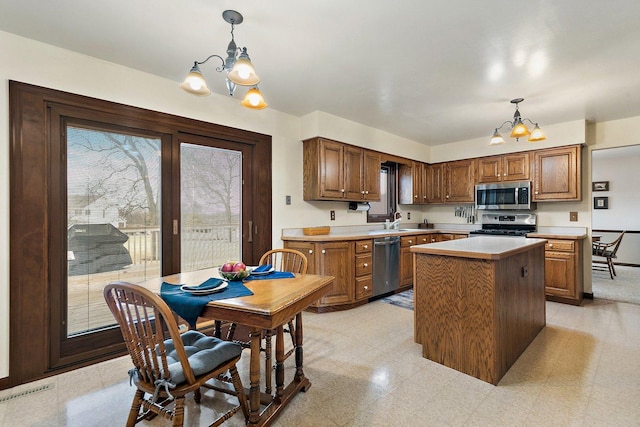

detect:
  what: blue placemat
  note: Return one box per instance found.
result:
[160,278,253,328]
[244,271,295,281]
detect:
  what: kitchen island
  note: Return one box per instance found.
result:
[411,236,547,385]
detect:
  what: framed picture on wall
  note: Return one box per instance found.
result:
[594,196,608,209]
[592,181,609,191]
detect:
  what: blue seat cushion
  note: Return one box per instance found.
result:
[163,331,243,384]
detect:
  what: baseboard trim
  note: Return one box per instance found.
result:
[0,376,9,390]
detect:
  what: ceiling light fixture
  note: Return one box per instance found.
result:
[489,98,545,145]
[180,10,267,110]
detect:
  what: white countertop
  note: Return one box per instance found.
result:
[410,236,548,260]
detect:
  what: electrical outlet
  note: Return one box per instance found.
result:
[570,211,578,222]
[407,212,411,220]
[330,210,335,221]
[285,195,291,205]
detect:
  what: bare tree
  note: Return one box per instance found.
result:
[181,146,241,225]
[67,127,161,226]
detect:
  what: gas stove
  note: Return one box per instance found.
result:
[469,213,536,237]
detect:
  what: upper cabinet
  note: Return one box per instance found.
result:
[303,137,381,202]
[425,163,445,203]
[476,153,530,183]
[444,159,475,203]
[532,145,581,201]
[398,162,445,204]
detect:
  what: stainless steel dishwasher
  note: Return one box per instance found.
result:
[372,235,400,297]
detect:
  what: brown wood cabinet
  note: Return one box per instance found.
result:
[303,137,380,202]
[532,145,581,201]
[476,153,530,183]
[398,161,426,204]
[544,238,583,305]
[354,239,373,300]
[284,240,353,306]
[444,159,476,203]
[425,163,445,203]
[400,235,418,287]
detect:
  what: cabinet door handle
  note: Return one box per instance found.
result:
[248,220,253,243]
[364,286,369,290]
[414,195,418,199]
[446,195,450,199]
[341,189,345,193]
[321,249,326,254]
[363,245,368,249]
[535,191,539,194]
[361,190,365,194]
[365,190,369,195]
[548,244,553,248]
[308,250,314,254]
[408,240,413,244]
[363,263,368,267]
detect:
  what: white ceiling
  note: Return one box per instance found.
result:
[2,0,640,146]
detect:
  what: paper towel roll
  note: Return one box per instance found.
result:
[349,202,371,211]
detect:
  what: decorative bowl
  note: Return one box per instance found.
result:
[218,267,251,281]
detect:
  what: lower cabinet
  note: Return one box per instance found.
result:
[284,240,353,308]
[544,238,583,305]
[400,235,418,287]
[354,239,373,300]
[285,232,469,310]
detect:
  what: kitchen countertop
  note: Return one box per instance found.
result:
[281,224,588,242]
[281,227,469,242]
[527,226,588,239]
[410,236,548,260]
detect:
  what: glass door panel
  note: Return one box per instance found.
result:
[180,143,242,271]
[66,127,161,337]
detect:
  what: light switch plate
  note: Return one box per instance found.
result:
[330,210,335,221]
[285,195,291,205]
[570,211,578,221]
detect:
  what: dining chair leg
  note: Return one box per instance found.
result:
[127,389,145,427]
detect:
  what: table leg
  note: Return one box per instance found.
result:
[294,312,305,385]
[264,329,272,395]
[248,327,262,425]
[275,325,285,403]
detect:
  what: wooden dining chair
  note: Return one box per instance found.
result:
[592,231,625,279]
[103,281,249,427]
[226,248,308,394]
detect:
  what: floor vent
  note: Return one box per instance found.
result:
[0,384,53,403]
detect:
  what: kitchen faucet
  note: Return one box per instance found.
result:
[385,212,402,230]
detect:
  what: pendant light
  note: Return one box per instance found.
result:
[489,98,545,145]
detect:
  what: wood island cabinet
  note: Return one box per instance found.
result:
[303,137,380,202]
[476,153,530,183]
[532,145,581,201]
[444,159,475,203]
[544,238,583,305]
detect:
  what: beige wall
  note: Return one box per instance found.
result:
[1,30,638,380]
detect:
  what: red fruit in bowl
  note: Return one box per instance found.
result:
[221,262,234,272]
[232,261,246,272]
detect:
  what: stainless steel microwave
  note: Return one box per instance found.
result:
[475,181,534,210]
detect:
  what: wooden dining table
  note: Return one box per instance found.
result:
[140,268,334,426]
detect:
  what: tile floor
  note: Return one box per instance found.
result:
[1,298,640,426]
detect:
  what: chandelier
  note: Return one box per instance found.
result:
[180,10,267,110]
[489,98,545,145]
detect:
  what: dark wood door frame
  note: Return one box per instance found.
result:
[8,81,272,387]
